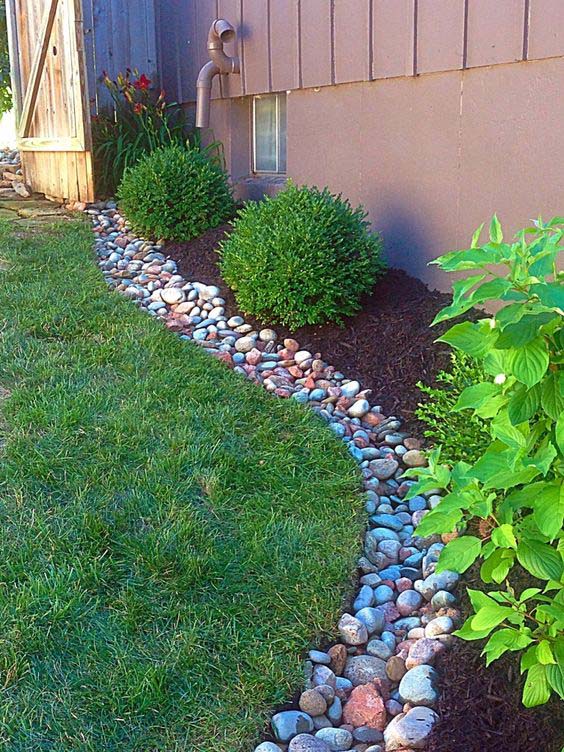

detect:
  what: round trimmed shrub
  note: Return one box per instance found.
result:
[117,144,234,241]
[219,182,385,328]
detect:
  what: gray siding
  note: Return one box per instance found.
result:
[82,0,158,112]
[153,0,564,105]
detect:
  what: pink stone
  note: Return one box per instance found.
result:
[342,682,387,730]
[396,578,413,593]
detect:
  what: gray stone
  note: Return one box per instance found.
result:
[288,733,331,752]
[431,590,458,610]
[370,458,399,480]
[373,585,394,605]
[398,665,439,707]
[272,711,314,742]
[341,380,361,398]
[338,613,368,645]
[348,399,370,418]
[366,639,393,660]
[235,335,257,353]
[353,585,375,611]
[309,650,332,665]
[344,655,388,686]
[425,616,455,638]
[383,706,439,750]
[254,743,282,752]
[353,726,384,743]
[396,589,423,616]
[355,607,385,635]
[416,570,459,601]
[314,727,353,751]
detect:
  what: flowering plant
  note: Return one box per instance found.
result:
[404,216,564,707]
[92,68,186,196]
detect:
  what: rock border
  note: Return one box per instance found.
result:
[90,204,461,752]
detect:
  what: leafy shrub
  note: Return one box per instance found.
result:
[416,352,490,464]
[0,1,12,116]
[404,215,564,708]
[93,69,187,197]
[117,144,234,241]
[219,182,385,328]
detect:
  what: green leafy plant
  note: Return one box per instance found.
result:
[117,143,234,241]
[416,352,490,464]
[404,215,563,707]
[219,182,385,329]
[92,69,187,197]
[0,0,12,116]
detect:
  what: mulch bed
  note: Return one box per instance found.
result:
[165,225,563,752]
[167,225,458,428]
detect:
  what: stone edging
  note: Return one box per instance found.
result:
[90,204,460,752]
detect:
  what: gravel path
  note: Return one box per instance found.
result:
[90,204,461,752]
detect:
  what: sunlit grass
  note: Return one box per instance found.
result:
[0,218,362,751]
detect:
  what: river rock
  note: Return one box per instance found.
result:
[288,734,331,752]
[338,613,368,645]
[398,665,439,707]
[314,727,353,751]
[344,655,388,686]
[342,682,387,730]
[383,706,438,750]
[272,711,314,742]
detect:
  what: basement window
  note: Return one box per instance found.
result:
[252,93,287,174]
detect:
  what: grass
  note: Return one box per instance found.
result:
[0,219,362,751]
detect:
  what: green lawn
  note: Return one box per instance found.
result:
[0,219,361,751]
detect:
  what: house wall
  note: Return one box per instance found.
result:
[155,0,564,290]
[82,0,159,112]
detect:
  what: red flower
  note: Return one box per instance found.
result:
[133,74,151,91]
[133,102,144,114]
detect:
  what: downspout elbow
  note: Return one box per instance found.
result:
[196,61,220,129]
[195,18,240,129]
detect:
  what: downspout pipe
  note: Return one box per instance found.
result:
[196,19,240,129]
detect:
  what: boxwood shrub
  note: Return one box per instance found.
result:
[117,144,234,241]
[219,182,385,328]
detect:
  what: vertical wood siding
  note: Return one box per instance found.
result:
[82,0,158,112]
[153,0,564,105]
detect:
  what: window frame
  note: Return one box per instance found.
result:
[252,92,287,175]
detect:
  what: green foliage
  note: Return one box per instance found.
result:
[117,143,234,241]
[0,218,361,750]
[219,182,385,329]
[405,215,564,707]
[0,0,12,115]
[416,352,490,464]
[92,69,187,197]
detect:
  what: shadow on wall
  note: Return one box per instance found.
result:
[375,203,437,285]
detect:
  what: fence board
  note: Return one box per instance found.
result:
[372,0,415,79]
[299,0,332,89]
[333,0,371,84]
[416,0,465,74]
[528,0,564,59]
[466,0,526,68]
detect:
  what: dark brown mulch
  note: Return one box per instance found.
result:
[166,225,459,428]
[165,226,564,752]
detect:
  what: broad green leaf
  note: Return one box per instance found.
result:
[519,587,542,602]
[491,411,527,449]
[533,482,564,540]
[454,382,501,412]
[469,278,513,305]
[507,383,540,425]
[467,588,498,611]
[536,641,556,665]
[530,282,564,312]
[557,412,564,454]
[516,539,563,581]
[472,446,540,490]
[547,663,564,699]
[541,371,564,421]
[471,223,484,248]
[496,312,556,348]
[489,214,503,244]
[521,644,539,672]
[510,337,550,387]
[522,663,551,707]
[480,548,515,584]
[415,507,463,537]
[482,628,533,666]
[436,535,482,574]
[434,246,503,272]
[472,604,513,631]
[491,524,517,549]
[453,618,493,641]
[526,440,558,476]
[437,320,497,359]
